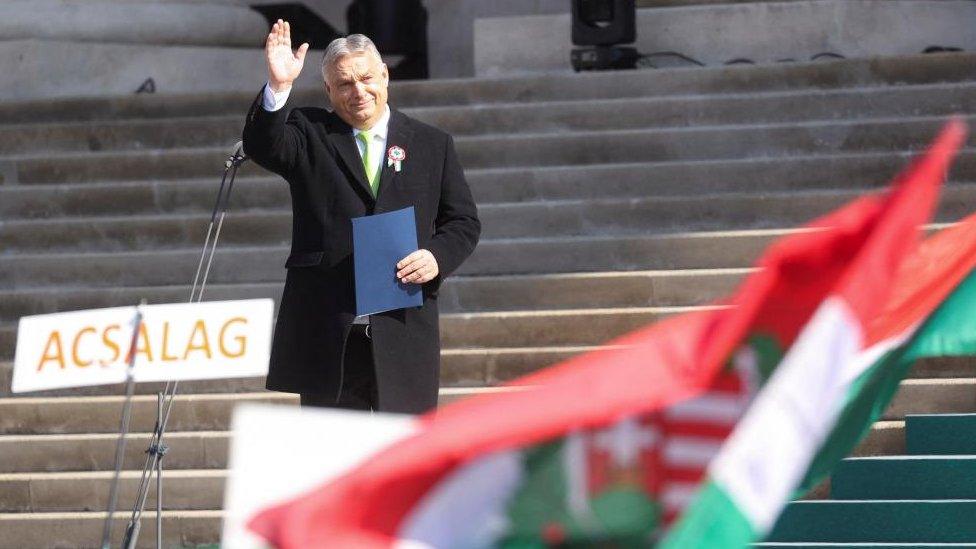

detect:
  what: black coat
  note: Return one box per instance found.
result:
[241,89,480,413]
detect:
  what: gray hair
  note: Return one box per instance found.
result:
[321,34,383,81]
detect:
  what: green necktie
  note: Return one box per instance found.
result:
[357,131,380,196]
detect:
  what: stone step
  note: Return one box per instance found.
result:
[2,147,964,222]
[0,431,231,474]
[6,82,976,154]
[0,305,710,361]
[3,340,969,399]
[884,379,976,421]
[5,116,973,184]
[8,449,945,545]
[0,346,593,398]
[0,510,221,549]
[0,269,744,321]
[0,469,225,513]
[831,457,976,500]
[0,418,903,475]
[910,357,976,380]
[5,149,972,220]
[0,393,291,436]
[768,500,976,543]
[2,52,974,123]
[906,413,976,455]
[9,458,973,516]
[6,185,976,256]
[4,376,969,436]
[0,388,504,474]
[0,230,787,290]
[8,185,975,252]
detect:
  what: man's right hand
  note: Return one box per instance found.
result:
[265,19,310,93]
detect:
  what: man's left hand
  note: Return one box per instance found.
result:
[397,249,439,284]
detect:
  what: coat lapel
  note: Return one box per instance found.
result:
[328,120,374,199]
[375,110,414,205]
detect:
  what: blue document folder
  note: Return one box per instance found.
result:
[352,206,424,316]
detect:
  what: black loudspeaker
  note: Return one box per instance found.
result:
[347,0,428,79]
[251,3,342,49]
[572,0,636,47]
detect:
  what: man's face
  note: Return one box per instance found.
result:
[324,52,389,130]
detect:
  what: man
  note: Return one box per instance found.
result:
[242,21,480,414]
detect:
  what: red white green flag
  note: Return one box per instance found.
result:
[246,121,965,548]
[663,120,972,547]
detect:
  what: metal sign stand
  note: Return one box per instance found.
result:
[99,144,249,548]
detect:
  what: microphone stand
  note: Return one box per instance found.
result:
[100,143,249,549]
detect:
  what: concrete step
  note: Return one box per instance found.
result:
[884,379,976,421]
[2,52,974,124]
[0,469,225,512]
[3,340,968,399]
[0,510,221,549]
[3,376,968,436]
[9,457,973,516]
[768,500,976,543]
[909,357,976,380]
[2,439,929,544]
[5,185,976,253]
[442,305,714,347]
[0,346,594,398]
[4,149,972,220]
[0,418,904,475]
[0,431,231,473]
[0,305,710,361]
[831,457,976,500]
[5,115,973,183]
[0,269,745,321]
[0,230,787,290]
[0,393,293,435]
[0,390,532,475]
[854,421,905,458]
[6,82,976,154]
[355,82,976,141]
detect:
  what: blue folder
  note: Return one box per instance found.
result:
[352,206,424,316]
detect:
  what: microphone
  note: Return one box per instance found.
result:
[225,141,248,168]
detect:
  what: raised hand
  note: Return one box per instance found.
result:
[265,19,309,92]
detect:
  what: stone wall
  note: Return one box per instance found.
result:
[1,0,266,47]
[474,0,976,77]
[0,0,330,101]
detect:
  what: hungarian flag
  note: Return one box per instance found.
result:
[662,120,972,548]
[247,120,965,548]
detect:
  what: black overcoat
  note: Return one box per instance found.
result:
[241,88,480,413]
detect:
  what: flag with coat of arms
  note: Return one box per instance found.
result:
[244,120,968,548]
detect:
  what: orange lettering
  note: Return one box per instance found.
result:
[183,320,212,359]
[161,322,179,362]
[218,317,248,358]
[71,327,96,367]
[135,322,154,362]
[37,331,65,371]
[100,324,121,367]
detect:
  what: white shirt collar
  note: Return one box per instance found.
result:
[352,105,391,140]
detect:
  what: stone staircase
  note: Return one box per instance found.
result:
[2,52,976,547]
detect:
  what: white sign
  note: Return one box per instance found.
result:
[12,299,274,393]
[222,404,418,548]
